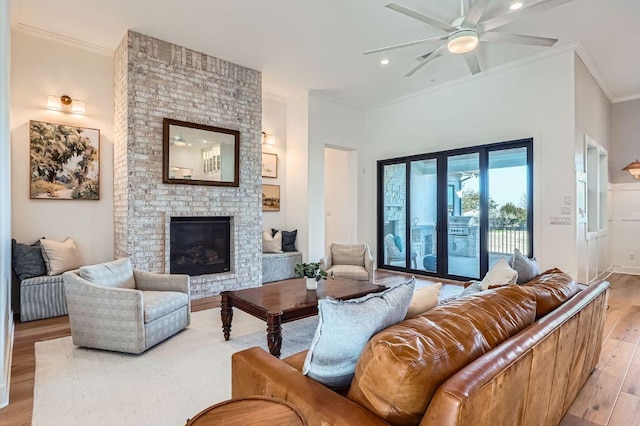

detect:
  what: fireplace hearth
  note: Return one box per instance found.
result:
[170,217,231,276]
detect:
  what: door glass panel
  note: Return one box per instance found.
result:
[410,159,437,272]
[488,147,529,269]
[447,153,480,278]
[382,163,406,267]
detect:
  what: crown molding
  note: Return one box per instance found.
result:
[262,92,287,103]
[368,43,580,111]
[612,93,640,104]
[12,23,114,57]
[308,90,364,111]
[574,43,614,102]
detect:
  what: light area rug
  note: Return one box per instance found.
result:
[33,308,318,426]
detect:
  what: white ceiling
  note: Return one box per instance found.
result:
[11,0,640,108]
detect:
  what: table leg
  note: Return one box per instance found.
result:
[266,313,282,358]
[221,294,233,341]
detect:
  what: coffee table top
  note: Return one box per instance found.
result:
[221,277,385,322]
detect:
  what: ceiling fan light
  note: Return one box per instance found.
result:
[510,2,524,11]
[447,29,479,54]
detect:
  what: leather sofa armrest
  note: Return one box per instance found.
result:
[232,347,390,426]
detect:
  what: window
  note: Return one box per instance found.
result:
[377,139,533,280]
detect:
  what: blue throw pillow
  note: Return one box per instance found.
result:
[302,278,415,388]
[394,234,403,252]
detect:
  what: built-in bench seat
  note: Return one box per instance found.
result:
[262,252,302,284]
[19,274,69,322]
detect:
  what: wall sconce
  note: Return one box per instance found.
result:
[262,131,276,145]
[622,159,640,180]
[47,95,86,115]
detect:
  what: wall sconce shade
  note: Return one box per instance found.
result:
[622,159,640,180]
[262,131,276,145]
[46,95,86,115]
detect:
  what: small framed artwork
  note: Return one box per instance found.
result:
[262,184,280,211]
[262,152,278,178]
[29,120,100,200]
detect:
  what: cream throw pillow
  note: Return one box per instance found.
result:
[480,258,518,290]
[40,237,82,276]
[262,230,282,253]
[404,282,442,319]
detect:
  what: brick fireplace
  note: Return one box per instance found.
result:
[113,31,262,298]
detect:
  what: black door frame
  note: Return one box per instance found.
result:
[377,138,533,281]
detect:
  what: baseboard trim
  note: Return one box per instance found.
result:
[613,266,640,276]
[0,312,14,408]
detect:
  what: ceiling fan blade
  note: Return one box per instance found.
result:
[363,35,448,55]
[385,3,456,32]
[481,31,558,46]
[405,43,448,77]
[477,0,575,33]
[464,51,482,75]
[462,0,493,27]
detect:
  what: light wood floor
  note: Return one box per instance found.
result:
[0,272,638,425]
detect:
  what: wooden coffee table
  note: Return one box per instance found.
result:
[221,277,386,357]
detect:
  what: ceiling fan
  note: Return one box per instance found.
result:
[364,0,575,77]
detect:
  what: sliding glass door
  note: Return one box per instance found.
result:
[447,153,480,279]
[377,139,533,280]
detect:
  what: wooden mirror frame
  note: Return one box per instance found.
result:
[162,118,240,187]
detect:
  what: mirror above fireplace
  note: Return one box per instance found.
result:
[163,118,240,187]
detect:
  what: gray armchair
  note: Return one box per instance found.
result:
[319,243,374,282]
[63,258,190,354]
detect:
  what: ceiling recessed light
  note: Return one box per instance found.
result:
[510,2,523,10]
[380,58,390,65]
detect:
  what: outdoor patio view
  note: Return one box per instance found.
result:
[380,142,531,280]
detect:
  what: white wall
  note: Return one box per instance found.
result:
[611,99,640,184]
[362,49,577,276]
[309,94,365,262]
[285,92,310,260]
[1,0,13,408]
[574,54,612,283]
[610,99,640,274]
[262,95,287,233]
[10,31,114,265]
[324,147,358,252]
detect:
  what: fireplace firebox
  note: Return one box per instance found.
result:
[170,216,230,276]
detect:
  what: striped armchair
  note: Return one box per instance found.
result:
[63,258,190,354]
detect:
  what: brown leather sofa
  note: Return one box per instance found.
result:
[232,269,609,426]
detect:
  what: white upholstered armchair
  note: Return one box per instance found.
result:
[63,258,190,354]
[319,243,374,282]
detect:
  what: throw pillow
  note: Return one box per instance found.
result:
[302,278,415,389]
[39,237,82,276]
[510,248,541,284]
[394,234,403,252]
[262,230,282,253]
[457,280,483,298]
[404,282,442,319]
[271,228,297,252]
[384,234,401,258]
[480,258,518,290]
[11,238,47,280]
[79,257,136,289]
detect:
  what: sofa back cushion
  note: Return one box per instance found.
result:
[79,257,136,289]
[347,285,537,426]
[331,243,366,266]
[522,268,580,318]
